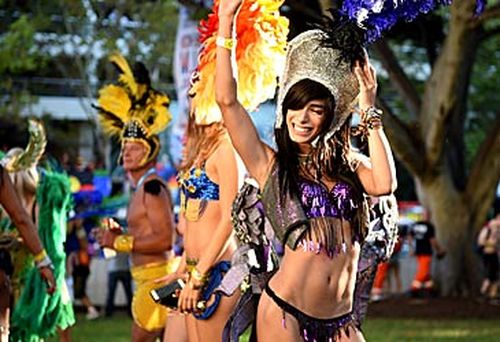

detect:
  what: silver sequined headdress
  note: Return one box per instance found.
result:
[275,29,360,138]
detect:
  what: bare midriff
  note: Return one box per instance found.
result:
[268,240,360,319]
[184,199,237,263]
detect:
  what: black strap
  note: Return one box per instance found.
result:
[143,179,166,196]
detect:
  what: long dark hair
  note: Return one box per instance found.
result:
[275,79,335,199]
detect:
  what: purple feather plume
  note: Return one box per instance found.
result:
[340,0,487,43]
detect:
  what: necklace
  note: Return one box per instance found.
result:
[133,167,157,191]
[298,153,313,167]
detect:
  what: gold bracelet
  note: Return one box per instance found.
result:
[190,267,208,284]
[34,249,48,263]
[216,36,235,50]
[113,235,134,253]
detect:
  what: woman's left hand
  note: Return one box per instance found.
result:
[178,281,202,313]
[354,56,378,111]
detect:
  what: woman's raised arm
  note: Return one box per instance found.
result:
[215,0,273,184]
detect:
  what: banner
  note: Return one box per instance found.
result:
[171,6,200,165]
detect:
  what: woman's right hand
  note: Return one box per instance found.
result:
[218,0,243,18]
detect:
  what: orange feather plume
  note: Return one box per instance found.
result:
[190,0,289,125]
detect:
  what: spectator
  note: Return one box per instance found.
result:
[67,218,99,320]
[104,252,132,317]
[477,214,499,304]
[70,156,94,186]
[409,210,446,296]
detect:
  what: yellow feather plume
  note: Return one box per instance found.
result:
[109,53,139,99]
[96,53,171,141]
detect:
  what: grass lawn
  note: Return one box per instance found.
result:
[47,313,500,341]
[363,318,500,341]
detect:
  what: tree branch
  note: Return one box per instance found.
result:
[473,3,500,25]
[479,26,500,42]
[373,39,421,120]
[377,98,425,177]
[467,113,500,211]
[421,0,480,169]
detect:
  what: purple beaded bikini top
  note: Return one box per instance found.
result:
[298,177,358,221]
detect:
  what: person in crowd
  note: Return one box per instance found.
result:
[104,252,133,317]
[371,226,404,301]
[215,1,396,340]
[94,53,177,341]
[70,156,94,186]
[67,217,100,320]
[409,210,446,296]
[477,214,500,304]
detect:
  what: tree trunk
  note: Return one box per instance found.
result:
[415,170,482,295]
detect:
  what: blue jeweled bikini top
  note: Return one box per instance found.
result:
[178,164,219,222]
[177,164,220,201]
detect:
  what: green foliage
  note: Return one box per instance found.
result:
[466,33,500,168]
[0,15,39,73]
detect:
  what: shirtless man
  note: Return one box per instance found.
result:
[0,164,56,342]
[96,141,174,341]
[94,53,175,341]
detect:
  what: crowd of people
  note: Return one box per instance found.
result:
[0,1,498,341]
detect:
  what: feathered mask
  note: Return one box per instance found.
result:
[1,119,46,173]
[189,0,289,125]
[95,53,172,167]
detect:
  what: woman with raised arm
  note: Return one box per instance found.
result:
[216,1,396,340]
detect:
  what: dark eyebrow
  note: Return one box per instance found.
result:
[310,103,326,110]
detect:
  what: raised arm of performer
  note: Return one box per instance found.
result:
[215,0,273,187]
[352,60,397,195]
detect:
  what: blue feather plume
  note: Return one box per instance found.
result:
[340,0,487,43]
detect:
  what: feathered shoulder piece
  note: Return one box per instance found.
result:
[95,53,172,140]
[189,0,289,125]
[1,119,46,173]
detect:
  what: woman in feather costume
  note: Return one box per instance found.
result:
[215,0,489,340]
[155,1,288,340]
[215,0,401,340]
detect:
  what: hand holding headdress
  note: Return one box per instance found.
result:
[95,53,172,167]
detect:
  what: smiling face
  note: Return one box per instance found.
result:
[286,99,327,149]
[122,140,149,171]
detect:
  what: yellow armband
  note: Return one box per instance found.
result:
[113,235,134,253]
[216,36,235,50]
[34,249,48,263]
